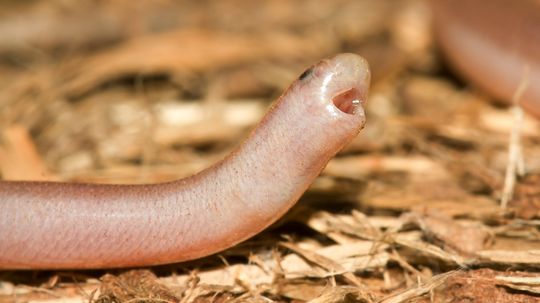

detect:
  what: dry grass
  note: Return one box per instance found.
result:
[1,0,540,302]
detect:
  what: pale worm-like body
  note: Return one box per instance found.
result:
[432,0,540,117]
[0,53,370,269]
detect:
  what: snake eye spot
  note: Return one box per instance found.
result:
[299,66,314,81]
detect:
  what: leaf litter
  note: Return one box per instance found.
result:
[0,0,539,302]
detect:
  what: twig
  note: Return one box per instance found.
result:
[378,270,460,303]
[501,66,529,208]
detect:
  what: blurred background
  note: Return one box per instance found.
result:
[1,1,540,302]
[0,0,438,182]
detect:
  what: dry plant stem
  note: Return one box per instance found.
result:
[501,67,529,209]
[279,241,369,292]
[379,270,460,303]
[494,275,540,295]
[0,53,371,269]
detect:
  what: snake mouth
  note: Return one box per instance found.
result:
[332,87,364,115]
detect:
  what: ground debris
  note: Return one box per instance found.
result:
[509,173,540,219]
[426,269,540,303]
[97,271,179,303]
[1,0,540,303]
